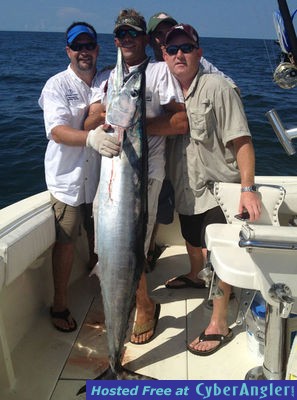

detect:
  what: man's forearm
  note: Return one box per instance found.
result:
[84,102,106,130]
[234,136,256,186]
[52,125,88,146]
[146,111,188,136]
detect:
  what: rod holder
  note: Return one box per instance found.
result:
[266,109,297,156]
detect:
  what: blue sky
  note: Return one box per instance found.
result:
[1,0,296,39]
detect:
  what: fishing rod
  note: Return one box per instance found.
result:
[266,1,297,153]
[272,0,297,88]
[277,0,297,64]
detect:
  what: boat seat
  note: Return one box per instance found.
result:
[0,191,55,288]
[206,182,286,305]
[206,224,297,305]
[207,182,297,380]
[255,176,297,220]
[206,182,286,252]
[213,182,285,225]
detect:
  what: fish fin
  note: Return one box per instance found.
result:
[119,366,157,380]
[76,366,156,394]
[76,385,87,396]
[88,261,100,279]
[76,368,117,395]
[76,384,87,396]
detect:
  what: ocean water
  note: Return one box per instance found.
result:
[0,31,296,209]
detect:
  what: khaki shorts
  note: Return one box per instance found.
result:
[51,195,94,244]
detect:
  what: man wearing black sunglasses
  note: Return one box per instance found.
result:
[85,9,189,346]
[147,11,238,84]
[146,12,239,274]
[163,24,262,356]
[39,21,104,333]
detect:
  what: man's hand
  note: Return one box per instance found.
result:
[86,125,120,158]
[239,191,262,222]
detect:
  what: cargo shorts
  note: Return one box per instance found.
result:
[50,195,94,244]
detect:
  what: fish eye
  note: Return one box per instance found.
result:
[130,89,139,97]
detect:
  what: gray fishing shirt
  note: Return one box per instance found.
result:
[167,69,251,215]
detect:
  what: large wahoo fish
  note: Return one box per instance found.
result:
[77,50,153,395]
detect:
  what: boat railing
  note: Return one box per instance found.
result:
[0,191,55,388]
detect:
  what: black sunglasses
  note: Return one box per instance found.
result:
[68,42,97,51]
[115,29,144,39]
[165,43,199,56]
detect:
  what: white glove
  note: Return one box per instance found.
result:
[86,125,120,158]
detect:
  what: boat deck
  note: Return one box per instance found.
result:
[0,245,263,400]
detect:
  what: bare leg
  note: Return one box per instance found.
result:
[131,179,162,343]
[165,241,205,287]
[51,241,76,330]
[188,280,231,353]
[130,272,156,344]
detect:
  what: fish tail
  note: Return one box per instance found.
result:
[76,366,156,395]
[118,366,157,380]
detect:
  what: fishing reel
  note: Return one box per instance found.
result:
[273,61,297,89]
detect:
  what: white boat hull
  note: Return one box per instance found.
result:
[1,176,297,398]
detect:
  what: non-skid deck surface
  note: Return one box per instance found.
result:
[0,245,262,400]
[52,245,262,399]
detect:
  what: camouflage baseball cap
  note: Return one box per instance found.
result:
[147,12,177,34]
[114,12,146,33]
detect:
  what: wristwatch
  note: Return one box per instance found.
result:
[241,185,257,193]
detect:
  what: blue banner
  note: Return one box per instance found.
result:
[86,380,296,400]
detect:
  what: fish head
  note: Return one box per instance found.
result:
[106,49,149,128]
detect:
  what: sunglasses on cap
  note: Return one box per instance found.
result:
[68,42,97,51]
[165,43,199,56]
[115,29,144,39]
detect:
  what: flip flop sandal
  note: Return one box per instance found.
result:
[165,275,205,289]
[187,328,233,356]
[50,307,77,333]
[130,303,161,345]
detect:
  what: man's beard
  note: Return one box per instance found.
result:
[77,59,94,72]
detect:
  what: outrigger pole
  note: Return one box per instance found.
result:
[278,0,297,64]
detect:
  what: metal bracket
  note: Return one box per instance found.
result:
[235,289,256,325]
